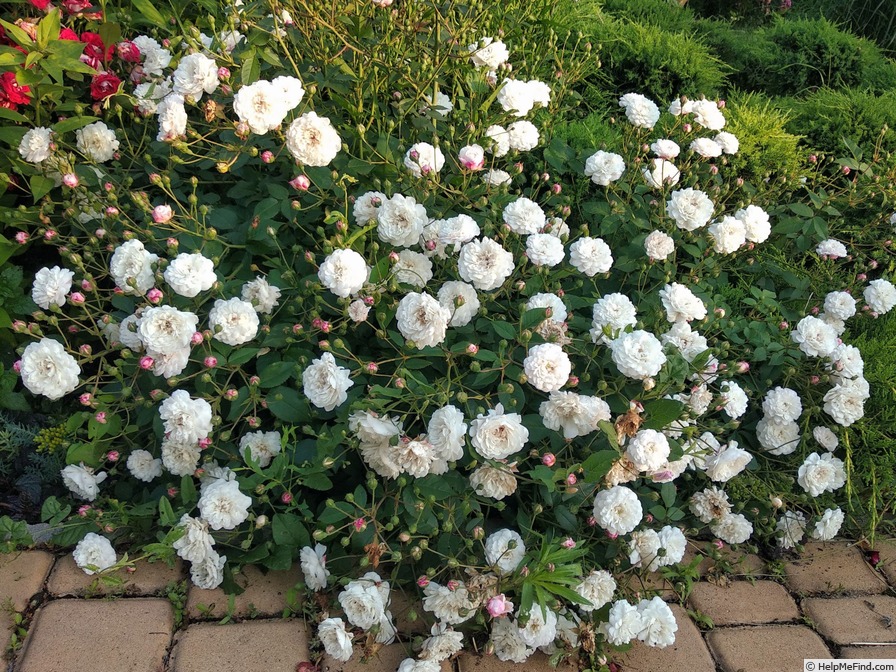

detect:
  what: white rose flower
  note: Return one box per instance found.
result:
[156,94,188,142]
[393,250,433,288]
[708,216,747,254]
[575,570,616,612]
[619,93,660,129]
[711,512,753,544]
[690,99,726,130]
[791,315,838,358]
[271,75,305,109]
[172,53,218,99]
[163,253,216,298]
[404,142,445,178]
[644,231,675,260]
[584,150,625,186]
[816,239,848,258]
[300,543,330,591]
[704,441,752,482]
[756,417,800,456]
[159,390,213,443]
[762,387,803,424]
[423,581,475,625]
[503,197,546,235]
[427,404,467,466]
[592,486,642,536]
[609,330,666,380]
[604,600,645,646]
[19,127,53,163]
[172,515,214,563]
[150,347,191,379]
[810,508,844,541]
[526,293,567,323]
[865,278,896,314]
[651,139,680,159]
[73,533,117,575]
[823,378,869,427]
[486,529,526,574]
[32,266,74,310]
[736,204,771,243]
[689,486,732,523]
[655,526,686,568]
[458,237,514,291]
[637,596,678,648]
[523,343,571,392]
[423,89,452,116]
[61,463,106,501]
[823,291,856,321]
[285,112,341,166]
[437,281,480,327]
[303,352,354,411]
[239,430,281,468]
[569,237,613,276]
[491,616,535,663]
[659,282,707,323]
[140,46,172,78]
[642,158,680,188]
[469,37,509,69]
[319,248,370,297]
[233,80,291,135]
[377,193,428,247]
[198,479,252,530]
[525,234,564,267]
[497,78,536,116]
[517,605,558,649]
[813,426,839,451]
[241,276,281,314]
[209,297,259,346]
[819,312,846,336]
[352,191,386,226]
[527,79,551,107]
[507,120,539,151]
[484,124,511,157]
[392,438,437,478]
[458,143,485,170]
[338,578,386,629]
[544,217,569,238]
[777,510,806,549]
[626,429,671,472]
[713,131,739,154]
[437,214,481,252]
[134,80,172,114]
[721,381,748,418]
[137,306,198,356]
[190,550,226,589]
[483,169,512,186]
[661,321,708,362]
[629,529,661,569]
[591,293,637,342]
[396,292,450,349]
[110,239,158,295]
[161,439,201,477]
[420,623,464,662]
[348,299,370,323]
[798,452,846,496]
[470,464,517,500]
[20,338,80,400]
[127,450,162,482]
[76,121,119,162]
[690,137,723,158]
[667,188,714,231]
[470,404,529,460]
[318,618,353,662]
[539,391,610,440]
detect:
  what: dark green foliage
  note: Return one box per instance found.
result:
[781,88,896,158]
[724,91,804,185]
[597,0,696,32]
[692,19,776,91]
[794,0,896,55]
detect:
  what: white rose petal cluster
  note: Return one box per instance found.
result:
[791,315,838,358]
[539,391,611,440]
[503,197,545,235]
[458,237,514,291]
[303,352,354,411]
[736,205,771,243]
[485,529,526,573]
[523,343,571,392]
[708,216,746,254]
[644,231,675,261]
[19,127,53,163]
[525,234,565,267]
[241,276,281,314]
[76,121,120,163]
[172,52,219,99]
[233,77,303,134]
[404,142,446,178]
[396,292,450,348]
[570,237,613,276]
[319,249,370,298]
[609,330,667,380]
[32,266,74,310]
[286,111,342,166]
[209,298,259,346]
[377,193,428,248]
[591,293,637,342]
[865,278,896,314]
[619,93,660,129]
[468,37,509,69]
[797,452,847,497]
[198,479,252,530]
[592,485,642,536]
[642,158,680,189]
[667,188,714,231]
[584,151,625,186]
[659,282,707,323]
[20,338,80,400]
[164,253,216,298]
[470,404,529,460]
[73,533,117,575]
[61,463,107,501]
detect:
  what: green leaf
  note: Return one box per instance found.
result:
[660,482,676,508]
[0,108,29,124]
[41,496,71,526]
[582,450,617,482]
[36,9,61,50]
[491,321,516,340]
[258,360,296,388]
[29,175,55,202]
[642,399,685,430]
[272,512,310,548]
[788,202,814,218]
[520,307,549,330]
[158,496,176,527]
[180,475,197,506]
[53,116,100,135]
[266,386,311,423]
[227,347,259,365]
[131,0,167,27]
[66,442,103,467]
[0,19,34,47]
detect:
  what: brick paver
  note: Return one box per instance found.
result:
[186,563,300,619]
[0,551,54,612]
[841,646,896,659]
[616,603,715,672]
[802,596,896,646]
[874,540,896,586]
[706,625,832,672]
[456,651,553,672]
[16,598,173,672]
[170,619,310,672]
[323,643,451,672]
[783,542,887,595]
[688,580,800,625]
[389,591,430,635]
[47,554,184,597]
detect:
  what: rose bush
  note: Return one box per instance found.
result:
[1,0,895,668]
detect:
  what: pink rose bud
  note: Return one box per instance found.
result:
[79,344,92,356]
[366,362,379,373]
[139,356,154,370]
[683,123,692,133]
[869,260,878,269]
[292,323,304,334]
[223,388,239,400]
[15,231,28,244]
[70,292,85,304]
[561,537,576,549]
[388,251,400,263]
[191,331,204,345]
[106,207,119,216]
[249,376,260,385]
[710,165,719,175]
[282,492,293,504]
[12,360,21,373]
[304,251,314,263]
[606,530,618,540]
[714,307,726,318]
[466,344,479,355]
[261,150,274,164]
[542,453,556,467]
[95,412,107,424]
[247,416,260,428]
[416,575,430,588]
[79,393,92,406]
[717,100,726,109]
[736,361,750,373]
[146,288,163,304]
[104,182,113,192]
[809,154,818,164]
[567,375,579,386]
[560,205,571,217]
[218,67,230,79]
[713,539,725,550]
[106,450,119,462]
[810,375,821,384]
[551,183,562,194]
[736,177,744,186]
[152,204,173,223]
[167,487,178,497]
[811,305,819,315]
[486,594,514,618]
[204,356,217,368]
[62,173,79,188]
[566,473,577,486]
[44,229,57,240]
[353,517,366,532]
[95,228,106,238]
[198,437,212,449]
[424,239,437,251]
[779,321,789,330]
[394,377,406,389]
[541,172,551,182]
[857,273,867,281]
[842,166,851,175]
[80,280,93,291]
[67,325,78,334]
[446,579,460,591]
[78,505,91,517]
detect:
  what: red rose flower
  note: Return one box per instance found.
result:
[80,32,112,63]
[90,72,121,101]
[62,0,95,13]
[116,41,141,63]
[29,0,53,10]
[60,28,80,41]
[0,72,31,110]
